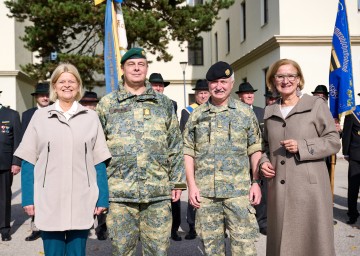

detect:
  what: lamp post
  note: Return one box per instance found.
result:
[180,61,188,107]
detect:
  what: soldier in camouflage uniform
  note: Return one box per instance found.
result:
[183,61,263,256]
[96,48,186,255]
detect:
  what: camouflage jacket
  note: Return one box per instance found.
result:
[97,81,185,203]
[183,97,263,198]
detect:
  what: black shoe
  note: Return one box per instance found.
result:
[1,233,11,241]
[25,231,41,241]
[346,217,358,225]
[171,232,182,241]
[184,229,197,240]
[260,227,267,236]
[96,232,107,241]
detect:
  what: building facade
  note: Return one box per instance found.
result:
[2,0,360,116]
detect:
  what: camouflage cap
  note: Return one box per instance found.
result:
[121,47,147,64]
[206,61,233,81]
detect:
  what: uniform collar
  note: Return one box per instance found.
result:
[116,80,158,103]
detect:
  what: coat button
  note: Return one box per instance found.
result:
[281,160,285,165]
[282,123,286,127]
[280,180,285,184]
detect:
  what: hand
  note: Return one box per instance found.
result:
[171,189,182,202]
[11,165,21,175]
[94,207,108,215]
[188,185,201,209]
[334,119,342,133]
[249,183,261,206]
[260,161,275,178]
[280,139,298,153]
[24,205,35,216]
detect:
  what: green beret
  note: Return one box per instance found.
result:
[206,61,233,81]
[121,47,147,64]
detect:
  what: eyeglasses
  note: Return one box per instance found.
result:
[274,74,298,82]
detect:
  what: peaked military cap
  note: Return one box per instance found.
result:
[149,73,170,87]
[311,85,329,96]
[193,79,208,91]
[80,91,99,103]
[235,82,257,94]
[31,82,49,96]
[206,61,233,81]
[121,47,147,64]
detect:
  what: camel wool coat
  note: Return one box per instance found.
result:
[260,94,340,256]
[14,104,111,231]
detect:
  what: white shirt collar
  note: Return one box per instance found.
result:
[55,100,78,120]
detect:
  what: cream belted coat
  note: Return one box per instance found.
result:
[260,94,340,256]
[15,104,111,231]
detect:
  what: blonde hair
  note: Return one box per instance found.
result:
[266,59,305,93]
[49,63,84,102]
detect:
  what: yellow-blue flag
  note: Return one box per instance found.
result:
[96,0,127,93]
[329,0,355,118]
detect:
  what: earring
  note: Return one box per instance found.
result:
[296,86,302,97]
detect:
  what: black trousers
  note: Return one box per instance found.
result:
[186,202,196,228]
[171,200,181,232]
[250,169,267,230]
[95,213,107,235]
[348,160,360,219]
[0,170,13,234]
[254,178,267,229]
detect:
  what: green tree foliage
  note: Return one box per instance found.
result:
[5,0,234,84]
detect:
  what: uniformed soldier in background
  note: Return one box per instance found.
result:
[96,48,185,255]
[183,61,262,255]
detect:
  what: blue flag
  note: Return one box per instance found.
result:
[103,0,124,93]
[329,0,355,118]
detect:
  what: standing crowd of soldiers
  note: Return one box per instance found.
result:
[0,47,359,256]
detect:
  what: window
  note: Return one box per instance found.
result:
[188,37,204,66]
[261,0,269,25]
[358,0,360,11]
[215,32,219,62]
[241,1,246,41]
[226,19,230,53]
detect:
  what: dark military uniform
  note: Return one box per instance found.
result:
[342,106,360,224]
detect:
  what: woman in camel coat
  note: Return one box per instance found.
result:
[260,59,340,256]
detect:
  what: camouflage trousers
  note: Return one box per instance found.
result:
[196,196,259,256]
[107,200,171,256]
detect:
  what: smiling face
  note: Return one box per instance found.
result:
[238,91,255,106]
[273,64,300,98]
[208,76,234,106]
[53,72,80,103]
[195,90,210,105]
[122,59,148,88]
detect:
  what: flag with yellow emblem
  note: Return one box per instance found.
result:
[329,0,355,118]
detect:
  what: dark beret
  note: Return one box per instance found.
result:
[206,61,233,81]
[121,47,147,64]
